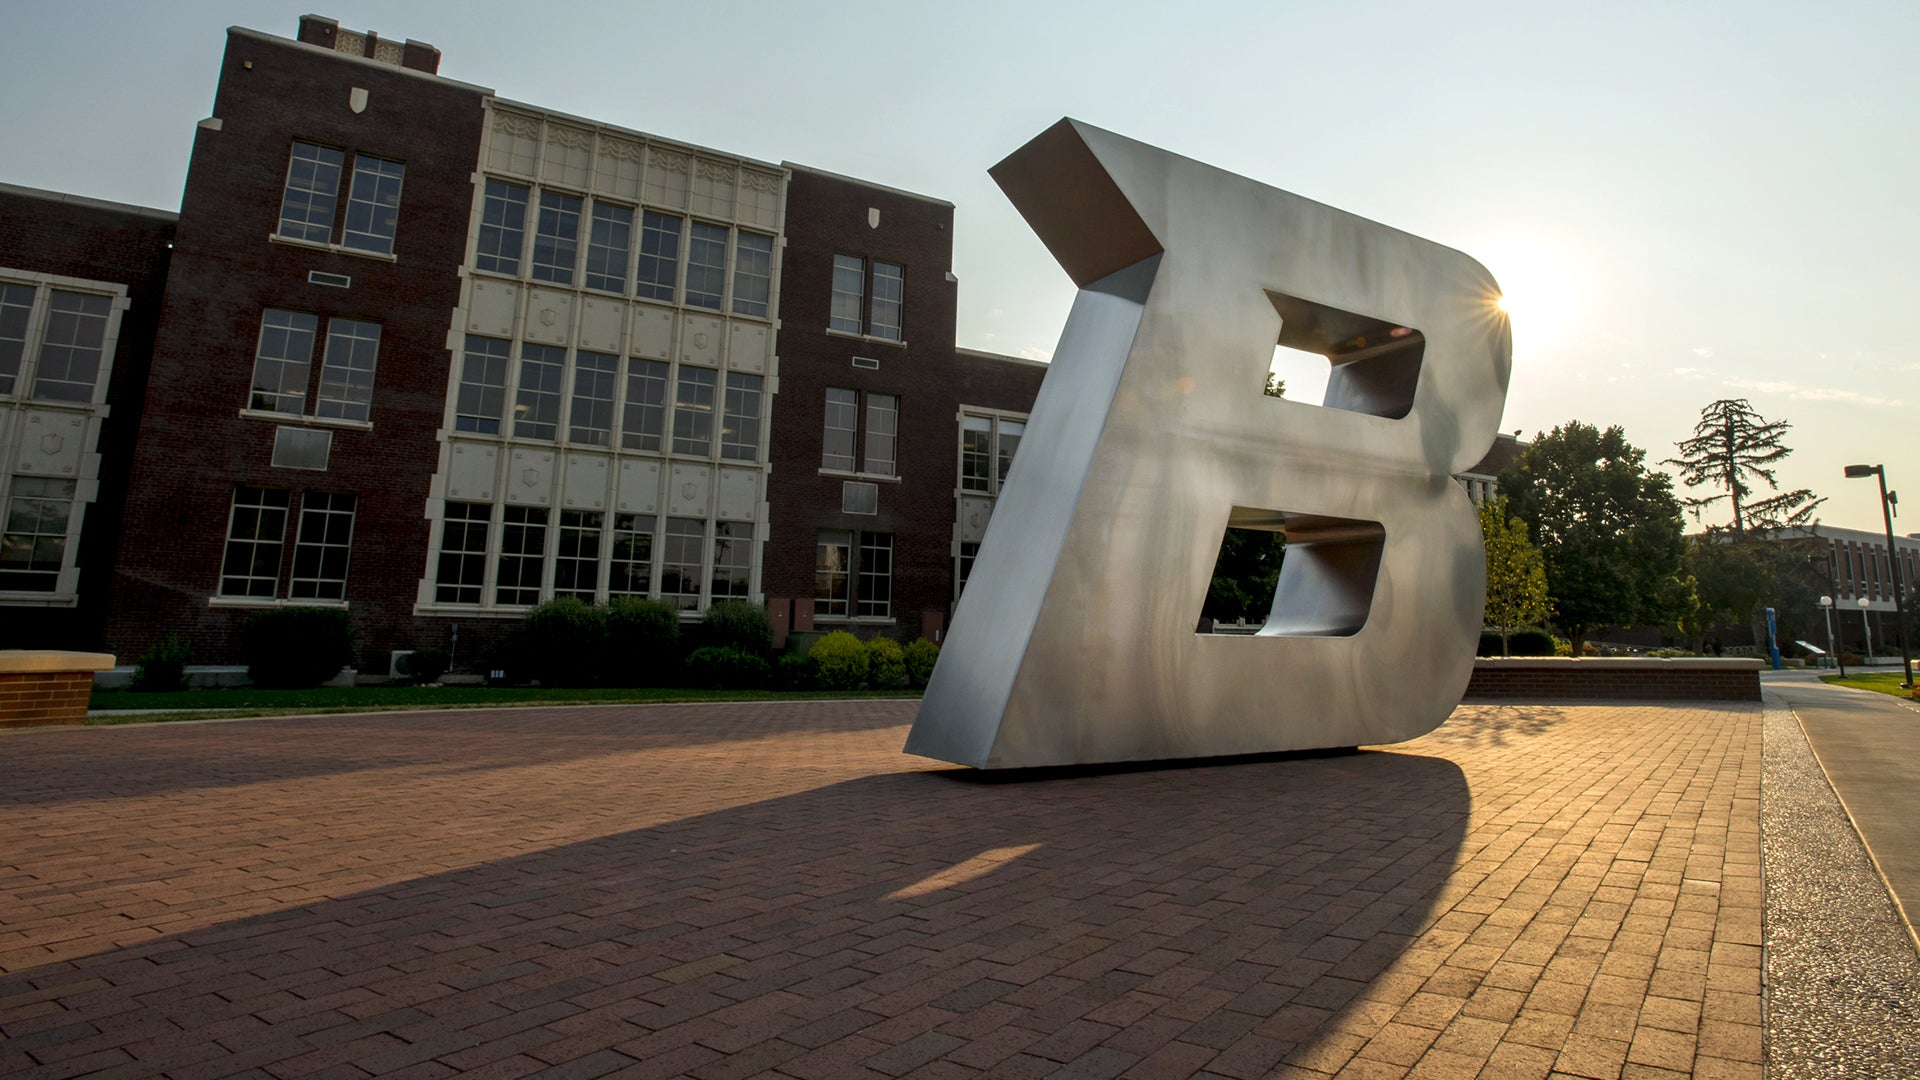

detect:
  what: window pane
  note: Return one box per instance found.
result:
[249,308,319,415]
[0,283,34,396]
[494,504,547,606]
[569,350,618,446]
[219,486,289,597]
[869,261,903,341]
[711,520,752,601]
[858,532,893,618]
[435,502,491,604]
[554,509,603,601]
[997,419,1025,486]
[514,343,566,440]
[830,255,864,334]
[315,318,380,422]
[660,517,706,610]
[685,222,727,310]
[822,387,857,472]
[864,394,897,477]
[0,477,77,592]
[672,366,716,456]
[455,335,511,434]
[960,415,992,493]
[341,156,404,255]
[957,541,980,600]
[585,202,633,293]
[289,491,356,600]
[720,373,763,462]
[635,212,682,301]
[278,141,344,243]
[609,513,653,597]
[621,358,668,452]
[476,180,529,274]
[31,290,112,403]
[731,231,772,317]
[815,529,850,617]
[531,191,582,284]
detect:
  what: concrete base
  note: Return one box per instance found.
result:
[2,650,117,727]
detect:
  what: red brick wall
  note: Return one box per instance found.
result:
[106,30,486,671]
[0,671,95,728]
[1464,660,1762,701]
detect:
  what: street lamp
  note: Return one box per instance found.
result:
[1858,595,1873,664]
[1843,464,1914,688]
[1818,595,1845,677]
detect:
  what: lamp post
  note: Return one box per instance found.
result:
[1844,464,1914,688]
[1819,596,1844,677]
[1858,596,1873,664]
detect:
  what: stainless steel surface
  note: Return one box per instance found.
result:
[906,119,1511,769]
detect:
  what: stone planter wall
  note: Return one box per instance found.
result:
[1465,658,1763,702]
[0,651,117,728]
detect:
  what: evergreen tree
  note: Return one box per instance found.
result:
[1665,398,1823,533]
[1479,495,1552,656]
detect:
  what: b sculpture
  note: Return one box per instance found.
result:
[906,120,1512,769]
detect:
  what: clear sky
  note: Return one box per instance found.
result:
[5,1,1914,534]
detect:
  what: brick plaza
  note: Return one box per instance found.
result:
[0,701,1762,1078]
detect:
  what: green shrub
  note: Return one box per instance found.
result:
[243,608,356,689]
[810,631,870,691]
[903,638,940,687]
[522,597,610,687]
[1476,632,1503,658]
[606,596,681,686]
[1506,629,1556,657]
[697,600,773,656]
[133,634,190,692]
[684,646,771,689]
[866,637,908,691]
[775,650,817,690]
[398,646,450,684]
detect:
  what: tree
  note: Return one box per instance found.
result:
[1263,374,1286,398]
[1665,398,1823,533]
[1498,422,1694,651]
[1203,528,1285,625]
[1682,531,1825,654]
[1479,495,1552,655]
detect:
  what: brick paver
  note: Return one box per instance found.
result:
[0,699,1762,1077]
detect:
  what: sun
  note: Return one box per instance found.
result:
[1476,242,1580,351]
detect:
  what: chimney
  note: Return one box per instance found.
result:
[294,14,441,75]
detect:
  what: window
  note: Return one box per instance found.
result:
[864,394,897,477]
[635,212,682,301]
[830,255,904,341]
[660,517,705,609]
[315,319,380,422]
[621,358,668,452]
[30,291,112,403]
[278,142,344,244]
[685,222,728,310]
[957,541,980,599]
[555,510,602,600]
[585,203,632,293]
[455,335,511,434]
[998,420,1024,486]
[495,505,547,605]
[341,156,405,255]
[732,232,773,317]
[435,502,490,603]
[815,530,891,620]
[816,530,850,617]
[721,373,764,462]
[0,284,36,395]
[250,309,319,415]
[570,350,618,446]
[712,520,752,601]
[609,514,653,597]
[531,191,582,284]
[673,366,717,456]
[960,412,1027,495]
[289,492,355,600]
[859,533,893,618]
[476,180,530,274]
[0,478,76,592]
[219,487,289,597]
[823,388,858,471]
[514,343,566,440]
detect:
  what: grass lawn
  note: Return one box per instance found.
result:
[87,685,920,725]
[1820,671,1920,699]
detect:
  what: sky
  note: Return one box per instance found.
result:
[4,0,1915,534]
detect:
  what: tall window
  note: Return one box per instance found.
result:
[341,156,405,255]
[721,373,764,462]
[609,514,653,597]
[822,388,858,472]
[30,291,112,404]
[960,412,1026,495]
[585,203,633,293]
[531,191,582,284]
[515,344,566,440]
[869,262,904,341]
[315,319,380,422]
[278,142,344,244]
[0,478,76,592]
[822,389,895,476]
[660,517,705,609]
[476,180,530,274]
[813,530,893,620]
[864,394,897,477]
[621,359,668,452]
[0,283,33,395]
[829,256,864,335]
[732,232,773,317]
[997,419,1024,485]
[570,351,618,446]
[555,510,602,600]
[635,212,682,301]
[436,502,490,604]
[816,530,851,617]
[289,492,356,600]
[250,309,319,415]
[219,487,290,598]
[673,367,717,456]
[495,505,547,605]
[455,335,511,434]
[829,255,903,341]
[712,520,752,600]
[858,533,893,618]
[685,222,728,310]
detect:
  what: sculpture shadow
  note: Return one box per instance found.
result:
[0,746,1469,1076]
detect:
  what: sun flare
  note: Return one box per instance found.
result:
[1477,242,1581,351]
